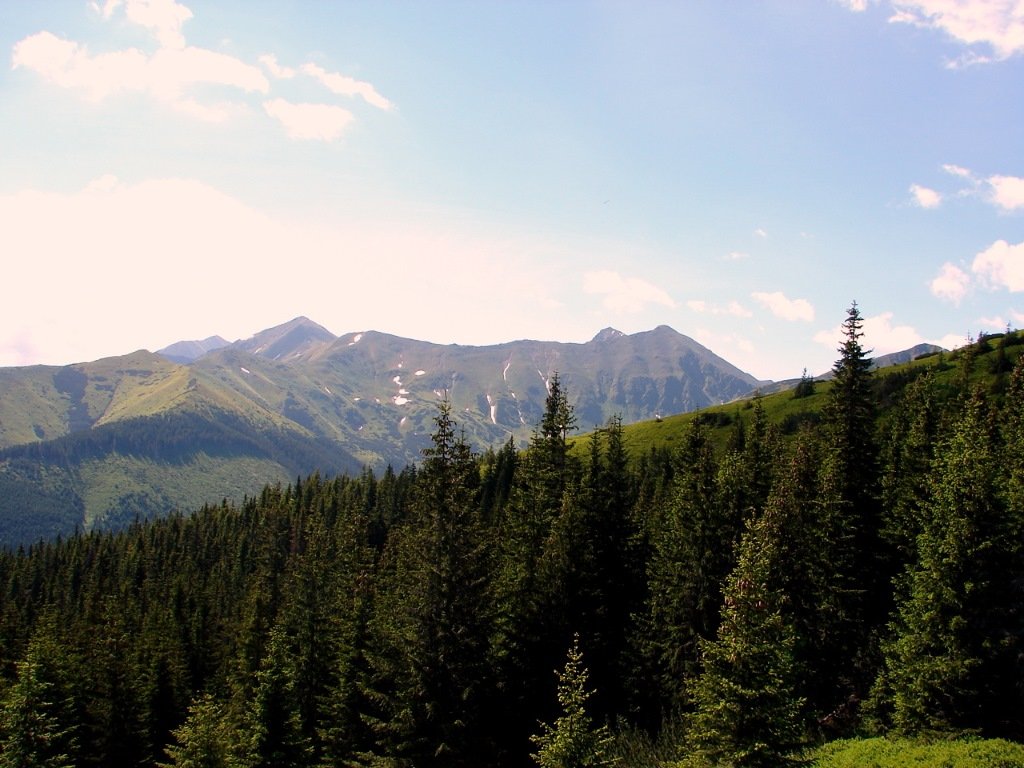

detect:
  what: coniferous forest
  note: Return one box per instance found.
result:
[1,305,1023,767]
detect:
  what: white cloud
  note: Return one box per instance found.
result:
[751,291,815,321]
[12,31,268,121]
[864,312,927,352]
[888,1,1024,62]
[979,314,1009,329]
[0,176,595,366]
[723,251,750,261]
[813,311,928,355]
[838,0,872,10]
[754,227,768,239]
[972,239,1024,291]
[12,6,392,136]
[688,299,752,317]
[930,262,971,303]
[1011,309,1024,325]
[939,331,971,350]
[727,301,753,317]
[102,0,194,50]
[925,165,1024,212]
[988,175,1024,211]
[259,53,297,79]
[910,183,942,208]
[263,99,355,141]
[583,270,676,313]
[301,62,393,111]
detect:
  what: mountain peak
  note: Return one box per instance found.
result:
[235,317,336,362]
[592,327,626,343]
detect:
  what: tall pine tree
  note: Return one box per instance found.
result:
[687,500,805,768]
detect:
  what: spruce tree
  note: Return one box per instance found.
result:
[824,302,877,513]
[687,502,805,768]
[819,302,884,706]
[530,635,615,768]
[158,693,232,768]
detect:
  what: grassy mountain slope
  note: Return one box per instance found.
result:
[602,332,1021,462]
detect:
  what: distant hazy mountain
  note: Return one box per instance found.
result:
[0,318,763,544]
[871,343,944,369]
[157,335,230,363]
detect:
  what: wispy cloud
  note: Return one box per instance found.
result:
[846,1,1024,65]
[751,291,815,322]
[301,62,393,111]
[914,164,1024,212]
[13,1,391,137]
[583,270,676,313]
[722,251,750,261]
[12,31,269,122]
[930,262,971,303]
[943,163,973,178]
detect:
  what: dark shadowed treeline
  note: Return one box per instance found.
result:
[0,306,1022,767]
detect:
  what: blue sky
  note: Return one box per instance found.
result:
[1,0,1022,381]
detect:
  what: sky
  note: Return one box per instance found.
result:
[1,0,1022,381]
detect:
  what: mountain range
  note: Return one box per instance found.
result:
[0,317,767,544]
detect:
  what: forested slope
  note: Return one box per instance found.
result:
[0,306,1021,767]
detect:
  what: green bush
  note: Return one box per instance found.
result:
[810,737,1024,768]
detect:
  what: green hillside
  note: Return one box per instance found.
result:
[598,330,1022,461]
[0,403,360,545]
